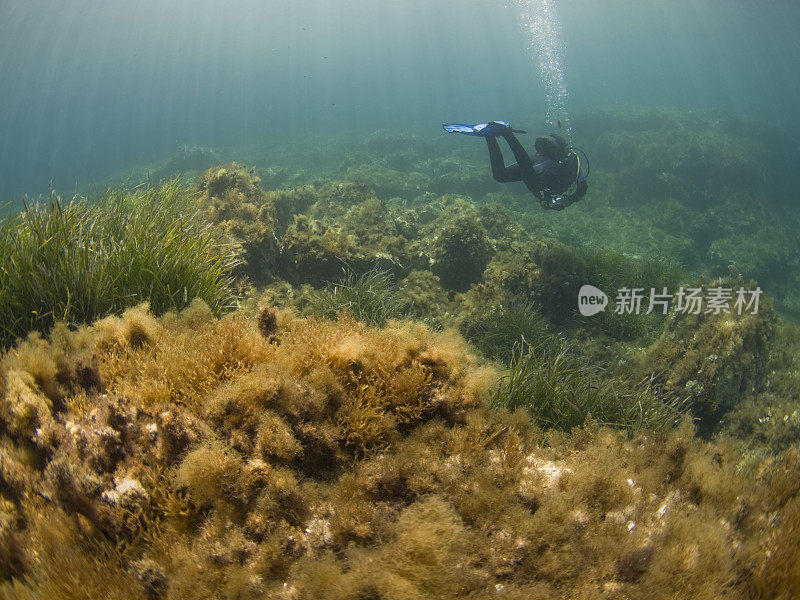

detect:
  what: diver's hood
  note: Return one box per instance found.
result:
[534,134,570,162]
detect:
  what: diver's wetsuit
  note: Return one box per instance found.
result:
[486,129,587,211]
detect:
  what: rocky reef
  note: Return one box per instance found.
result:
[642,277,776,435]
[196,163,281,283]
[429,204,494,292]
[1,303,799,599]
[150,145,220,182]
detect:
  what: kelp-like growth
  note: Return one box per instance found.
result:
[0,181,239,348]
[1,305,798,600]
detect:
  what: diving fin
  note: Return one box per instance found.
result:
[442,121,526,136]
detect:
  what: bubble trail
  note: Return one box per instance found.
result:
[511,0,572,140]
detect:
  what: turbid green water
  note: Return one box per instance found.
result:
[1,0,798,197]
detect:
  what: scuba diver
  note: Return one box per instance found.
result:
[442,121,588,211]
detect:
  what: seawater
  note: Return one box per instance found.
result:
[1,0,798,198]
[511,0,572,139]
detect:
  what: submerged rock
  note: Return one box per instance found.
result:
[643,277,776,434]
[429,210,494,292]
[196,162,279,283]
[151,145,220,182]
[0,303,797,599]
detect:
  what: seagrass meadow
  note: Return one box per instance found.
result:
[2,0,800,596]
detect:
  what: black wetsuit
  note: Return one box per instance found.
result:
[486,129,587,210]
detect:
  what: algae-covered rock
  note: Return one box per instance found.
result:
[528,240,589,323]
[340,196,415,276]
[343,131,432,199]
[456,239,587,329]
[574,106,768,206]
[278,182,417,284]
[1,303,798,600]
[719,320,800,462]
[476,199,531,250]
[455,243,540,330]
[643,277,776,434]
[397,270,454,321]
[305,180,380,220]
[264,185,318,234]
[196,162,279,283]
[345,163,429,200]
[429,205,494,292]
[279,214,365,284]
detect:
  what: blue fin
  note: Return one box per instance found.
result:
[442,121,526,136]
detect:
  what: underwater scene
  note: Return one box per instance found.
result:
[2,0,800,598]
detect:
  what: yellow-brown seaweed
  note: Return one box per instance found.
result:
[0,302,797,599]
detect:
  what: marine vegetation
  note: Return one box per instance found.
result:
[279,182,414,285]
[428,205,494,292]
[458,240,682,339]
[454,239,589,328]
[576,245,684,341]
[642,277,776,435]
[702,315,800,468]
[396,270,454,324]
[493,338,686,433]
[0,181,239,348]
[1,304,799,600]
[2,106,800,599]
[280,215,365,284]
[195,162,279,283]
[461,300,558,363]
[309,268,404,326]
